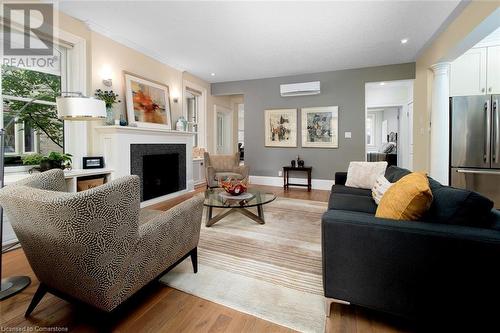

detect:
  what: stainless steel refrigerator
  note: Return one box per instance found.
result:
[450,95,500,207]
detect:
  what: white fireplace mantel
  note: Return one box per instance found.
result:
[94,125,195,207]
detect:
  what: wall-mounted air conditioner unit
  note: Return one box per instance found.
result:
[280,81,320,97]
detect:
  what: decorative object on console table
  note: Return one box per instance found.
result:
[264,108,297,147]
[291,160,296,167]
[82,156,104,169]
[301,106,339,148]
[297,155,305,168]
[94,89,121,125]
[124,72,172,129]
[283,165,312,191]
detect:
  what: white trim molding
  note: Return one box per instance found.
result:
[429,62,451,185]
[249,175,334,191]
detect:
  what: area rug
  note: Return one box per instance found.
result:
[159,197,327,333]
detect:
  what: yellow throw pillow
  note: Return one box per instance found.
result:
[375,172,433,220]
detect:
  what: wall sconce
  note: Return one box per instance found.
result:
[172,89,180,103]
[100,65,113,87]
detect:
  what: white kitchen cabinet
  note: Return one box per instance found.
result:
[450,47,487,96]
[487,45,500,94]
[193,159,205,186]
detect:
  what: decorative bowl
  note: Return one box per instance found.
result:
[219,178,248,196]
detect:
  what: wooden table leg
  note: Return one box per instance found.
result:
[206,208,234,227]
[239,207,265,224]
[206,206,212,221]
[308,170,312,192]
[257,204,264,222]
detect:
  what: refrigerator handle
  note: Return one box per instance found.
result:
[484,100,491,163]
[494,98,499,163]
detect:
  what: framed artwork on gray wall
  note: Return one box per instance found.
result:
[301,106,339,148]
[264,108,297,147]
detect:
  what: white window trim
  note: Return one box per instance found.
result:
[183,80,207,149]
[0,21,87,170]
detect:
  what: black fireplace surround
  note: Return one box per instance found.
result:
[130,144,186,201]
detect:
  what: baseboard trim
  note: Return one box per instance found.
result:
[249,175,334,191]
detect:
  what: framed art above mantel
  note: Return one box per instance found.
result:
[124,72,172,129]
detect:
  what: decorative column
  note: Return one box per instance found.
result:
[429,62,451,185]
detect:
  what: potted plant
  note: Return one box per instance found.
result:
[95,89,121,125]
[22,152,73,172]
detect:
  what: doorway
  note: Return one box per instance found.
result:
[365,80,414,169]
[214,105,233,154]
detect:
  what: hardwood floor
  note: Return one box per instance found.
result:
[1,184,413,332]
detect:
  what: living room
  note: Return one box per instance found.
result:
[1,1,500,332]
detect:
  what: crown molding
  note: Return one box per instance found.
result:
[83,19,185,73]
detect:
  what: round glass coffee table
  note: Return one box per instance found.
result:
[204,188,276,227]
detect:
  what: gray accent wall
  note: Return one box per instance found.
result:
[211,63,415,180]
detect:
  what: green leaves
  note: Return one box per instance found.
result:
[94,89,121,108]
[1,65,63,148]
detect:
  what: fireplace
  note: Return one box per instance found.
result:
[130,144,186,201]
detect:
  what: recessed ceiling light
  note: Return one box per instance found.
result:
[210,73,216,76]
[400,38,409,44]
[379,82,385,86]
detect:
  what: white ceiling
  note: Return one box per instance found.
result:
[59,1,462,83]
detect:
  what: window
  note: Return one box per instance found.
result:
[366,113,375,146]
[1,46,66,165]
[185,89,201,147]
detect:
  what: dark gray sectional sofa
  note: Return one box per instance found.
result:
[322,166,500,328]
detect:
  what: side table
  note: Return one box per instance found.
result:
[283,166,312,192]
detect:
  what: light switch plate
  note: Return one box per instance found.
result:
[344,132,352,139]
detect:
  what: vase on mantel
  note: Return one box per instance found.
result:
[105,106,114,125]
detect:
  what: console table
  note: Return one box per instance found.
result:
[283,166,312,191]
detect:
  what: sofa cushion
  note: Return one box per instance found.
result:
[384,165,411,183]
[376,172,433,220]
[425,184,494,227]
[345,161,388,189]
[328,193,377,214]
[331,184,372,197]
[371,175,393,205]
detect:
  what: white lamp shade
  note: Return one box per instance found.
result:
[56,97,106,120]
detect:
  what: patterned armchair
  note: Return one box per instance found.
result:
[204,152,249,188]
[0,169,204,315]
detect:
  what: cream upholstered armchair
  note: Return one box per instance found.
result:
[203,152,249,188]
[0,169,204,316]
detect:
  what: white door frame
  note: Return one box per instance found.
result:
[213,105,234,154]
[365,103,411,169]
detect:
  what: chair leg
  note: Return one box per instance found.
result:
[25,284,47,317]
[190,247,198,273]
